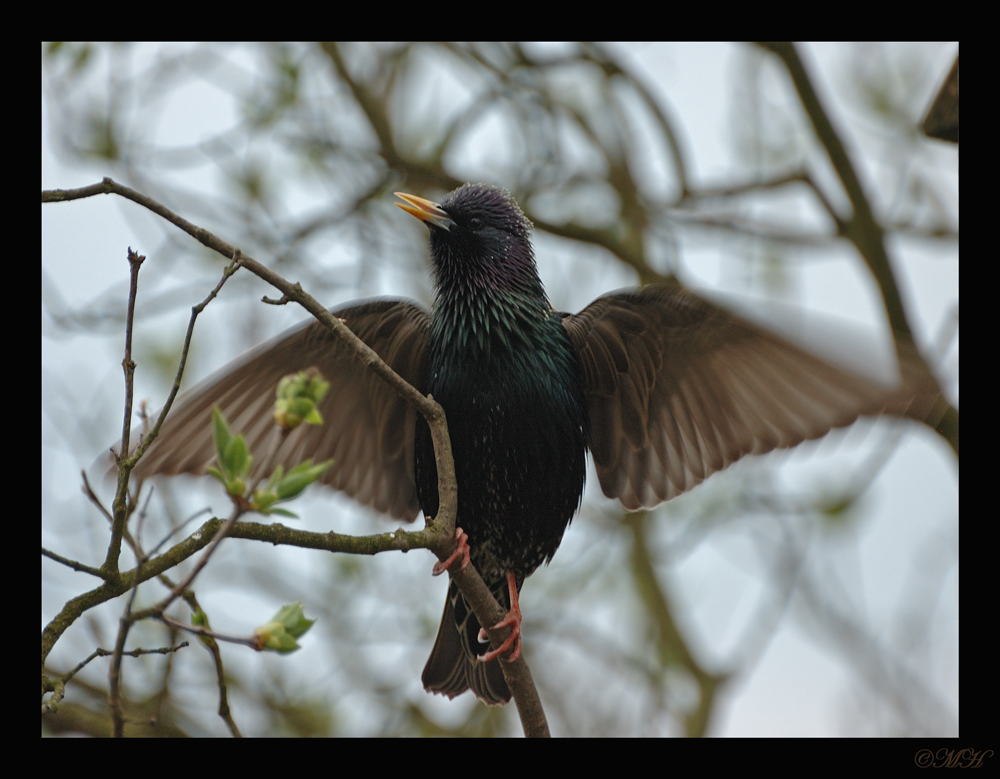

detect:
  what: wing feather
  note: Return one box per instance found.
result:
[134,300,430,521]
[563,285,926,509]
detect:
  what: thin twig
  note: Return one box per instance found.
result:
[41,547,104,579]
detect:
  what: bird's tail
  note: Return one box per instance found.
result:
[422,579,511,705]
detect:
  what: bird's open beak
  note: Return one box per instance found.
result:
[395,192,456,231]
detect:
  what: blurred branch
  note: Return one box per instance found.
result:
[758,44,913,337]
[758,42,957,457]
[624,511,727,737]
[921,54,958,143]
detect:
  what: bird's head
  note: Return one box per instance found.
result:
[395,184,543,299]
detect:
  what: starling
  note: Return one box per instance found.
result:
[134,183,934,705]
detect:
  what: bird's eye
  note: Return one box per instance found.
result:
[468,217,483,231]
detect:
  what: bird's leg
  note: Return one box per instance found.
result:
[431,527,470,576]
[477,571,522,664]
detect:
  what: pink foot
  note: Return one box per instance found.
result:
[431,527,470,576]
[478,571,522,664]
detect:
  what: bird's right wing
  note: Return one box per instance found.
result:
[133,299,430,521]
[563,285,937,511]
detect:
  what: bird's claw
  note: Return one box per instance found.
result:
[477,615,521,664]
[431,527,470,576]
[477,571,522,663]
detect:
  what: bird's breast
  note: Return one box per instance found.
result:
[415,309,588,579]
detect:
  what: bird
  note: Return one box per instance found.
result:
[133,183,937,705]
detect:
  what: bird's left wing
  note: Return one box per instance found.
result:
[562,285,925,510]
[133,299,430,521]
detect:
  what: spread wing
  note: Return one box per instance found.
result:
[134,299,430,521]
[563,285,910,510]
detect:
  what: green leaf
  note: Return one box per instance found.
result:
[272,370,330,430]
[272,602,315,639]
[212,407,233,459]
[254,602,315,653]
[224,432,252,479]
[209,407,254,497]
[191,608,215,647]
[274,459,333,501]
